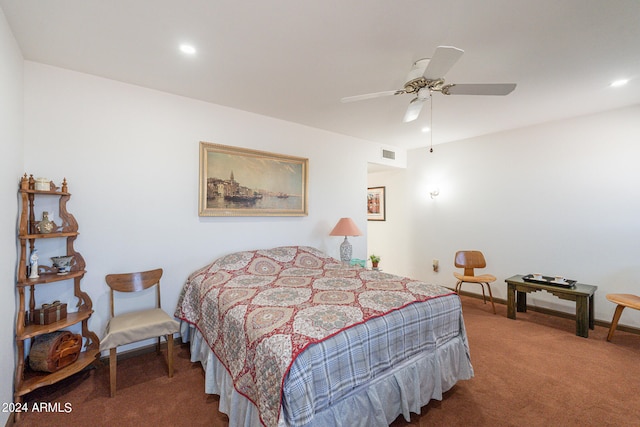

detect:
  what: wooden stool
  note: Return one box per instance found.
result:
[606,293,640,341]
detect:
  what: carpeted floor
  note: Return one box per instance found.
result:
[14,295,640,426]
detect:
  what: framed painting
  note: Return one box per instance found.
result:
[199,142,309,217]
[367,186,386,221]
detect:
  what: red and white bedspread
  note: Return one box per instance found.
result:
[175,246,464,427]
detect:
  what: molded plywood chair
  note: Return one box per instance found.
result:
[605,293,640,341]
[453,250,497,314]
[100,268,180,397]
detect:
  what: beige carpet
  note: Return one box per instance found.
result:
[15,295,640,426]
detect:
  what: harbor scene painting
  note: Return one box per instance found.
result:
[199,142,308,216]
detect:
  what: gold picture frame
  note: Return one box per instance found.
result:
[199,142,309,217]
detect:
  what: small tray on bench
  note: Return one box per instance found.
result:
[522,274,576,288]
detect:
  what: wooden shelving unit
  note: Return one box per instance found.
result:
[14,174,99,421]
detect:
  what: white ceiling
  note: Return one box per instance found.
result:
[2,0,639,150]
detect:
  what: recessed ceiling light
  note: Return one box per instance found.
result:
[179,44,196,55]
[610,79,629,88]
[421,127,431,133]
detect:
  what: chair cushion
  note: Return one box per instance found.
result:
[454,272,497,283]
[99,308,180,351]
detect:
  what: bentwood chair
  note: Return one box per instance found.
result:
[100,268,180,397]
[605,293,640,341]
[453,250,497,314]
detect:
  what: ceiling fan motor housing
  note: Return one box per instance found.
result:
[403,77,444,95]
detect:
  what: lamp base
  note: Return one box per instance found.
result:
[339,237,352,262]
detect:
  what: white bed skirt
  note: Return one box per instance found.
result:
[181,322,473,427]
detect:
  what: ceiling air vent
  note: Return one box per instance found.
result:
[382,149,395,160]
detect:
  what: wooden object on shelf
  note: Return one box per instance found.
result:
[14,174,100,421]
[31,302,68,325]
[28,331,82,373]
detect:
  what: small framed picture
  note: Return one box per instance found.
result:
[367,186,385,221]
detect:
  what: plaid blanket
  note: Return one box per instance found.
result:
[281,293,465,425]
[175,246,456,427]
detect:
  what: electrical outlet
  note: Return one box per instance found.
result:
[433,259,439,272]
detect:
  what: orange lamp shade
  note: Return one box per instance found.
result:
[329,218,362,262]
[329,218,363,237]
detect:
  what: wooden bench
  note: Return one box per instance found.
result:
[606,293,640,341]
[505,275,597,338]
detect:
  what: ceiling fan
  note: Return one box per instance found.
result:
[341,46,516,123]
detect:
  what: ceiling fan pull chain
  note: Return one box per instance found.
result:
[429,94,434,153]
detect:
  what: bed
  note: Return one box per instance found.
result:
[175,246,473,427]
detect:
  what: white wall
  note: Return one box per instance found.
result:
[397,105,640,328]
[0,8,23,425]
[22,62,407,352]
[367,167,411,276]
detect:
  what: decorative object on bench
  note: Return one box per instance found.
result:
[453,250,496,314]
[605,293,640,342]
[522,274,576,288]
[29,331,82,372]
[100,268,180,397]
[31,300,68,325]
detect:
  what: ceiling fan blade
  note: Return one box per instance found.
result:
[405,58,430,82]
[340,90,404,103]
[442,83,517,96]
[403,98,425,123]
[423,46,464,79]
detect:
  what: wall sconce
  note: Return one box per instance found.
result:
[429,188,440,199]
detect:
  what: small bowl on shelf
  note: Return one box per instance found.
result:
[51,256,73,275]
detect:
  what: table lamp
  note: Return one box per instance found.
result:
[329,217,363,262]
